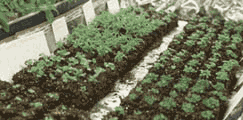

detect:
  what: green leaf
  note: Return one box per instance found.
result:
[0,4,10,12]
[185,94,201,103]
[0,12,10,32]
[201,110,215,119]
[202,97,219,109]
[136,87,143,93]
[114,106,124,115]
[159,97,176,110]
[174,82,189,92]
[129,93,137,101]
[216,71,229,81]
[169,90,178,98]
[212,82,225,91]
[153,113,168,120]
[182,103,195,113]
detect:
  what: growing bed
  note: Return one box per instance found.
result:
[0,4,178,120]
[102,6,243,120]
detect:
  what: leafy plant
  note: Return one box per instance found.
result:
[196,30,205,36]
[224,20,235,31]
[234,25,243,33]
[190,16,198,23]
[172,56,183,63]
[104,62,115,70]
[173,39,181,44]
[183,65,197,73]
[185,24,196,31]
[154,63,164,70]
[191,51,205,59]
[185,94,201,103]
[88,75,98,82]
[156,75,173,87]
[170,65,176,70]
[176,50,188,57]
[167,12,177,19]
[56,49,70,57]
[136,87,144,93]
[134,110,142,115]
[61,72,77,83]
[226,50,238,58]
[129,93,137,101]
[221,29,230,36]
[231,33,243,43]
[181,103,195,113]
[159,97,177,110]
[141,77,152,84]
[201,110,215,120]
[197,23,208,30]
[202,97,220,109]
[56,41,64,49]
[216,71,229,81]
[159,56,169,64]
[0,0,63,32]
[169,90,178,98]
[174,82,189,92]
[187,59,200,67]
[180,76,192,84]
[163,49,172,56]
[226,43,237,50]
[50,55,63,63]
[24,59,37,66]
[144,95,157,105]
[175,34,183,40]
[188,33,200,40]
[199,69,211,78]
[91,58,96,64]
[191,79,210,94]
[65,56,77,64]
[218,59,240,72]
[212,19,220,26]
[213,41,223,50]
[150,88,159,94]
[80,86,87,93]
[204,62,216,70]
[114,106,125,115]
[211,82,225,91]
[115,51,127,62]
[199,16,210,23]
[15,96,22,101]
[218,34,230,42]
[153,113,168,120]
[30,102,43,108]
[163,15,171,23]
[210,91,228,101]
[146,73,159,81]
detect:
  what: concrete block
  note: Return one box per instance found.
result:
[0,31,50,83]
[83,0,96,25]
[52,17,70,44]
[107,0,120,14]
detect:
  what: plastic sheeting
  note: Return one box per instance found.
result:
[133,0,243,23]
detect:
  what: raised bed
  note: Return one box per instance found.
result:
[102,6,243,120]
[0,0,89,41]
[0,4,178,119]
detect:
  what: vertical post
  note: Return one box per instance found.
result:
[107,0,121,14]
[83,0,96,25]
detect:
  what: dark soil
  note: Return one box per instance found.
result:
[0,4,178,120]
[102,6,243,120]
